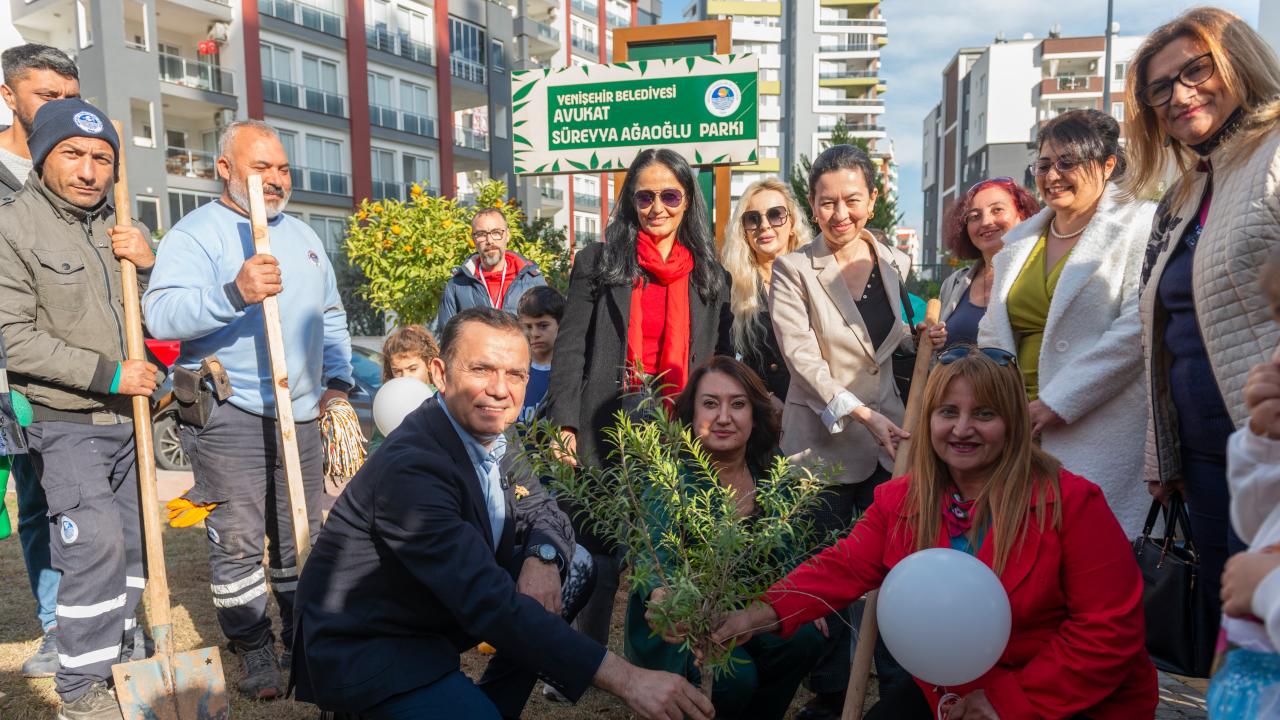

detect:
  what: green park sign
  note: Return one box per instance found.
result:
[510,54,760,175]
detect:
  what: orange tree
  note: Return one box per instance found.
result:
[344,179,561,326]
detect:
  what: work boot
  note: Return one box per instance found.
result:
[56,681,123,720]
[236,644,284,700]
[22,627,60,678]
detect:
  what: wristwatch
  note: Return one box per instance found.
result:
[528,543,559,565]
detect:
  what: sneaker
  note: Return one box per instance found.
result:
[236,644,284,700]
[57,681,122,720]
[22,628,60,678]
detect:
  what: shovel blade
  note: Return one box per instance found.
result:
[171,647,229,720]
[113,656,179,720]
[112,647,229,720]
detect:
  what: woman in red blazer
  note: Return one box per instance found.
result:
[713,346,1158,719]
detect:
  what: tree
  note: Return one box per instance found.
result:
[344,180,562,326]
[524,390,829,699]
[789,121,903,237]
[518,214,570,293]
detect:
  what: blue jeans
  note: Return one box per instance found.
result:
[364,671,502,720]
[13,453,58,631]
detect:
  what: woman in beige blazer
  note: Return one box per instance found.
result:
[769,143,913,513]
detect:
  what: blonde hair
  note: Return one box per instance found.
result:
[721,178,812,354]
[1123,7,1280,205]
[899,351,1062,575]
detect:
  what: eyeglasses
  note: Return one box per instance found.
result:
[936,346,1019,368]
[1028,156,1085,177]
[742,206,790,232]
[633,188,684,210]
[471,228,507,242]
[1138,53,1215,107]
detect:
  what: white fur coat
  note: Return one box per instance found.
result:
[979,186,1156,536]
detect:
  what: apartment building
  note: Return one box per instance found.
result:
[684,0,891,205]
[920,32,1144,277]
[0,0,656,260]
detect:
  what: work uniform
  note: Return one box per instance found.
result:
[143,200,352,654]
[0,175,151,702]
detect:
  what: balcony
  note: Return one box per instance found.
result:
[816,42,878,54]
[450,56,486,85]
[818,122,885,134]
[158,53,234,95]
[369,104,439,138]
[365,25,434,66]
[574,192,601,210]
[575,230,599,244]
[817,96,884,109]
[518,17,560,54]
[455,126,490,152]
[571,35,598,56]
[165,147,217,179]
[817,17,887,32]
[263,77,348,117]
[371,180,402,201]
[538,184,564,207]
[291,166,350,195]
[571,0,598,17]
[1039,75,1103,95]
[258,0,345,38]
[607,10,630,28]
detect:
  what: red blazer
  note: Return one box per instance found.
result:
[766,469,1157,720]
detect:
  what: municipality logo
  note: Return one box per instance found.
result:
[61,516,79,544]
[705,80,741,118]
[73,111,103,135]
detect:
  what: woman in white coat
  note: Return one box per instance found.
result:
[978,109,1155,536]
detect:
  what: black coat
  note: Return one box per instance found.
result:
[542,241,733,469]
[740,307,791,402]
[290,397,605,712]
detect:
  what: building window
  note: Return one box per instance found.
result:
[303,135,348,195]
[403,152,434,192]
[123,0,149,51]
[977,112,985,134]
[399,80,435,136]
[308,214,347,259]
[1114,62,1128,81]
[1111,101,1125,121]
[302,54,345,116]
[130,99,154,148]
[168,190,218,224]
[491,39,506,73]
[371,148,398,200]
[276,129,298,164]
[136,195,160,234]
[368,71,395,127]
[450,17,486,65]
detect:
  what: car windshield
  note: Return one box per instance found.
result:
[352,347,384,392]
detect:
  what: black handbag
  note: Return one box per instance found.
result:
[892,278,917,399]
[1132,492,1217,677]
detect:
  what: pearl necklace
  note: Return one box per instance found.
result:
[1048,216,1087,240]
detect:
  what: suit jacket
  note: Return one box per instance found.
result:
[768,232,912,485]
[542,241,733,468]
[766,470,1158,720]
[978,186,1155,536]
[290,397,605,712]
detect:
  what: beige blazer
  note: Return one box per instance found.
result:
[769,231,912,485]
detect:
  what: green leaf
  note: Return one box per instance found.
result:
[686,57,696,73]
[513,119,526,128]
[638,60,647,75]
[615,62,631,71]
[713,154,727,163]
[707,55,722,64]
[748,148,758,162]
[513,101,529,116]
[552,159,561,172]
[513,133,532,147]
[581,64,590,76]
[536,163,548,172]
[512,80,537,104]
[568,159,588,170]
[694,149,703,164]
[589,151,599,169]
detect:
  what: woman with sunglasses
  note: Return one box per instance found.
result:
[1123,7,1280,656]
[977,109,1154,537]
[711,346,1158,720]
[722,179,812,404]
[542,148,732,650]
[935,178,1040,348]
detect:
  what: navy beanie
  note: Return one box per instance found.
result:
[28,98,120,178]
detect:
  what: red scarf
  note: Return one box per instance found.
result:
[475,253,522,308]
[626,231,694,400]
[942,486,977,539]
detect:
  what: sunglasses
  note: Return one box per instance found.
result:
[633,188,684,210]
[1138,53,1215,108]
[936,346,1018,368]
[742,206,790,232]
[1028,156,1086,177]
[968,177,1015,194]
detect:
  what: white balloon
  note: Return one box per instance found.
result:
[372,377,434,436]
[877,548,1012,687]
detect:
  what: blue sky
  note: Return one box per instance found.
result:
[661,0,1262,233]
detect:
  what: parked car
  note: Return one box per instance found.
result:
[151,344,387,472]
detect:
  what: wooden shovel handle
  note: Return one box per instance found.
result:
[842,298,942,720]
[247,174,312,567]
[111,121,172,646]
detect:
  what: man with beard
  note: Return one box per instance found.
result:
[143,119,353,700]
[0,44,80,680]
[434,207,547,333]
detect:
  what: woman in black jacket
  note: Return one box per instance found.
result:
[542,147,732,650]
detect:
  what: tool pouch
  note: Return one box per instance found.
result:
[172,365,214,428]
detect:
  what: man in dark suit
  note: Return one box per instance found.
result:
[291,307,713,720]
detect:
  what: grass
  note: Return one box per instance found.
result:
[0,492,829,719]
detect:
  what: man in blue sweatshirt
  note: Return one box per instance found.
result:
[143,119,353,700]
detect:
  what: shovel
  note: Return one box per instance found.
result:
[246,173,313,567]
[841,298,941,720]
[108,121,229,720]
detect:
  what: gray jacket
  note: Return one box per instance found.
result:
[0,175,151,420]
[434,252,546,334]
